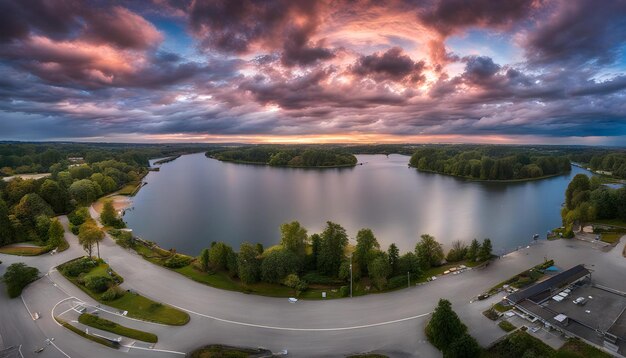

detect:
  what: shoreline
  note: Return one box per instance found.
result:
[409,166,571,183]
[210,157,359,169]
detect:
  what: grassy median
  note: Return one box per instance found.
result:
[79,313,157,343]
[58,257,189,326]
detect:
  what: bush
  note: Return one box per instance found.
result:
[340,285,350,297]
[498,320,516,332]
[302,272,342,285]
[101,286,123,301]
[483,309,499,321]
[61,258,97,277]
[85,276,113,293]
[163,254,192,268]
[387,275,408,289]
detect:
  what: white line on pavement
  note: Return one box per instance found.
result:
[122,345,186,356]
[170,303,432,331]
[20,295,34,320]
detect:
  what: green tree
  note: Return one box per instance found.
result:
[78,221,104,258]
[100,200,118,226]
[38,179,69,213]
[425,299,467,351]
[368,254,391,290]
[3,263,39,298]
[283,274,308,296]
[446,241,468,262]
[199,248,210,272]
[209,242,233,270]
[397,252,422,276]
[280,221,308,257]
[415,234,444,269]
[565,174,590,210]
[478,238,492,262]
[317,222,349,276]
[13,193,53,226]
[465,239,480,262]
[354,228,380,276]
[261,249,301,283]
[0,198,14,245]
[47,218,64,248]
[69,179,101,206]
[444,333,482,358]
[237,242,261,285]
[35,215,51,240]
[310,233,321,269]
[388,243,399,275]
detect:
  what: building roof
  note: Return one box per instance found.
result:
[507,264,590,304]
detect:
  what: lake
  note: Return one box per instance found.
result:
[123,153,589,256]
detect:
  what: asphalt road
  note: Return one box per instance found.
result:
[1,213,624,358]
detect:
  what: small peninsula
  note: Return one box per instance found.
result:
[409,145,572,181]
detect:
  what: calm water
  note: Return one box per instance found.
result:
[123,153,589,255]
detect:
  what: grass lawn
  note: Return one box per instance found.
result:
[600,232,623,244]
[190,345,270,358]
[556,338,612,358]
[485,331,554,358]
[0,245,50,256]
[498,320,516,332]
[55,317,118,349]
[493,302,512,313]
[58,259,189,326]
[79,313,158,343]
[486,260,554,295]
[593,218,626,228]
[116,182,141,196]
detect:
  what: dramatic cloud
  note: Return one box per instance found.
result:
[0,0,625,144]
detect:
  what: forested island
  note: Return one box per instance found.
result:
[206,146,358,168]
[409,145,572,181]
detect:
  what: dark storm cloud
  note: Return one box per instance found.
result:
[525,0,626,66]
[352,47,426,83]
[419,0,537,36]
[0,0,625,143]
[189,0,333,66]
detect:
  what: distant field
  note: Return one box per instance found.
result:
[2,173,51,182]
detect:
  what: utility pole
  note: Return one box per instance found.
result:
[349,254,353,298]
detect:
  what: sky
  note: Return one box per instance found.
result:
[0,0,626,145]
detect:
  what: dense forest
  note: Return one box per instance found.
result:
[570,151,626,179]
[561,174,626,231]
[409,145,572,181]
[207,146,358,167]
[0,143,213,247]
[0,142,214,176]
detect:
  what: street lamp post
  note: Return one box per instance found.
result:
[407,271,410,288]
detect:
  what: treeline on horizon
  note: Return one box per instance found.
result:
[0,144,213,248]
[409,145,572,180]
[206,146,358,167]
[0,142,216,176]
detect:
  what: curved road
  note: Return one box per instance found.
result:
[1,213,625,358]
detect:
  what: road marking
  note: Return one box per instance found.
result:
[170,303,431,331]
[122,345,186,356]
[20,296,35,320]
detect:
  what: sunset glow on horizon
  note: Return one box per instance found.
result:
[1,0,625,145]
